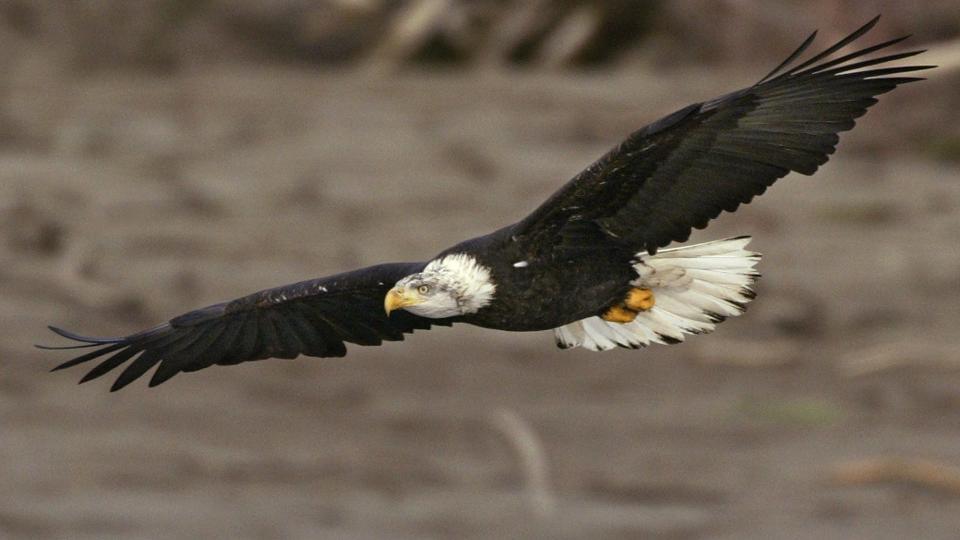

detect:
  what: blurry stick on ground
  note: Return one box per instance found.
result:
[489,408,557,518]
[925,39,960,75]
[839,341,958,377]
[831,457,960,496]
[535,4,600,69]
[367,0,453,72]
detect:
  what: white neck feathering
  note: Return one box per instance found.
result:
[423,253,496,314]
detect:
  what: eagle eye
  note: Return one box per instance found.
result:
[417,285,430,295]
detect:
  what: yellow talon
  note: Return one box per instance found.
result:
[601,304,637,323]
[600,288,655,323]
[625,288,655,311]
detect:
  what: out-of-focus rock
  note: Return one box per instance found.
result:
[1,201,64,256]
[747,290,827,338]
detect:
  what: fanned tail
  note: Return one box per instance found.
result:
[554,237,760,351]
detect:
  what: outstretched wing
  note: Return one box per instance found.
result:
[513,16,933,255]
[40,262,450,391]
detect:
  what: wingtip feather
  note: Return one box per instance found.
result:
[757,30,819,84]
[35,342,102,351]
[47,325,123,344]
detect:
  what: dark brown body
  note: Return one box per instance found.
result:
[441,225,637,332]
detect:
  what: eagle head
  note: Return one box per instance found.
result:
[385,253,496,318]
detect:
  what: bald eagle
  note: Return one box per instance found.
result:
[42,17,931,391]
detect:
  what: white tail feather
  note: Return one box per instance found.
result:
[554,236,760,351]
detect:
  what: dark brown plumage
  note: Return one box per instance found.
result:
[514,17,929,255]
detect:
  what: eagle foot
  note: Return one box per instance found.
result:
[625,288,655,311]
[601,304,638,323]
[601,288,656,323]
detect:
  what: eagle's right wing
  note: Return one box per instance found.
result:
[512,16,932,256]
[40,262,451,391]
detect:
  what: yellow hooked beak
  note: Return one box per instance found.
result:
[384,287,423,315]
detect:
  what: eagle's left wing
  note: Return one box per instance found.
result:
[40,262,451,391]
[512,16,932,255]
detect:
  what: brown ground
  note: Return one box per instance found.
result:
[3,60,960,538]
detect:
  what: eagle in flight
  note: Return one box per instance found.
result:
[42,17,931,391]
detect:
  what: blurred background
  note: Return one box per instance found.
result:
[3,1,960,538]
